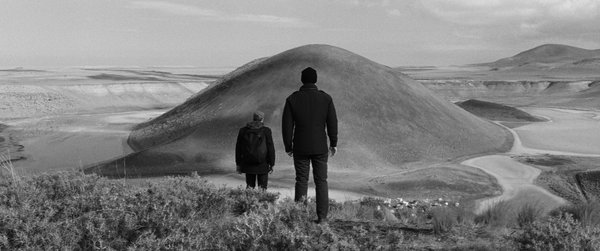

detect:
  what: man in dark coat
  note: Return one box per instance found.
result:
[282,67,338,224]
[236,111,275,190]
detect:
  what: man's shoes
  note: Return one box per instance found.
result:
[315,218,328,225]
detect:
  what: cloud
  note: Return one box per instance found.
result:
[416,0,600,26]
[387,9,402,17]
[334,0,419,18]
[340,0,391,8]
[130,1,312,27]
[414,0,600,46]
[130,1,219,16]
[547,0,600,19]
[417,0,538,25]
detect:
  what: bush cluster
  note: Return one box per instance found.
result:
[514,213,600,250]
[2,172,600,250]
[0,172,402,250]
[0,172,279,250]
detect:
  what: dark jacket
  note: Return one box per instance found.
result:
[235,122,275,174]
[282,83,338,155]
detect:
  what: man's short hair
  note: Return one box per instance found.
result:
[301,67,317,84]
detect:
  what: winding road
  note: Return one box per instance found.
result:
[462,108,600,214]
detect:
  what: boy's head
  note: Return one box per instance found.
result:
[301,67,317,84]
[253,111,264,122]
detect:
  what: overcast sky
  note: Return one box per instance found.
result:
[1,0,599,68]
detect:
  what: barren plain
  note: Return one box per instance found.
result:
[0,67,217,174]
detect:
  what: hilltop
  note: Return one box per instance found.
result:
[403,44,600,81]
[479,44,600,71]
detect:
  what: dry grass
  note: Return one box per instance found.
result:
[0,150,19,182]
[516,201,545,227]
[476,199,547,228]
[552,199,600,228]
[430,207,459,234]
[3,171,600,250]
[475,200,515,227]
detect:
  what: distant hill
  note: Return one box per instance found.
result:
[87,44,510,177]
[480,44,600,70]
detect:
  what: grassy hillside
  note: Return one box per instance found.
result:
[89,44,510,176]
[1,171,600,250]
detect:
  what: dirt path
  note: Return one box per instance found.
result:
[463,108,600,214]
[463,155,566,214]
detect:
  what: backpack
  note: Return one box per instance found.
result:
[241,128,267,165]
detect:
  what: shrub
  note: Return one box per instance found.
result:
[514,213,600,250]
[330,201,380,222]
[430,207,458,234]
[552,200,600,228]
[359,197,384,207]
[0,172,282,250]
[0,151,19,184]
[516,201,545,227]
[0,171,557,250]
[276,198,314,227]
[475,200,515,227]
[212,200,356,250]
[228,187,279,215]
[454,205,476,224]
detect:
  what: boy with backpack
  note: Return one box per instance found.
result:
[235,111,275,189]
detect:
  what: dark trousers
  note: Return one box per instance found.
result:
[246,173,268,190]
[294,153,329,220]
